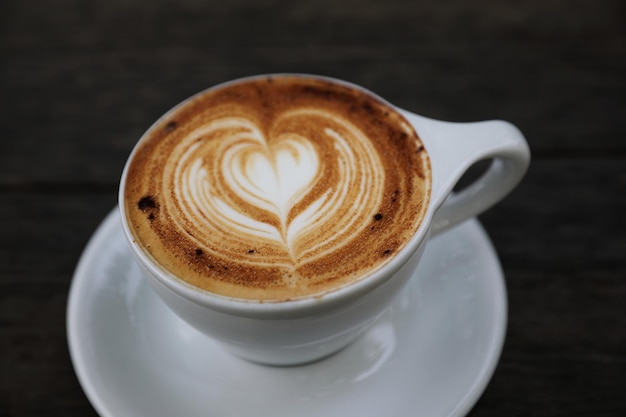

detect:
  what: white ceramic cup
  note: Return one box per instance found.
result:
[119,74,530,366]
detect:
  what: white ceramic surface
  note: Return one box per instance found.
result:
[118,75,528,365]
[67,209,507,417]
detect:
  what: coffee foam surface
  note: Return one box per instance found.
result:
[124,76,431,301]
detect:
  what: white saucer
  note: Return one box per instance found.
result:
[67,209,506,417]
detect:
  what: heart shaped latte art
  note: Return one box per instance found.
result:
[162,109,385,269]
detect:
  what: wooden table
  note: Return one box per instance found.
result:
[2,0,624,415]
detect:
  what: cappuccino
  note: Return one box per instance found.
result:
[123,76,431,300]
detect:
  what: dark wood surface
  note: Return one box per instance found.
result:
[2,0,625,415]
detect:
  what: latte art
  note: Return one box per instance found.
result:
[124,76,431,300]
[169,110,385,269]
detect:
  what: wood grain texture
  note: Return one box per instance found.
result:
[1,0,625,416]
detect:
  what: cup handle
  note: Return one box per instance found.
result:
[400,111,531,235]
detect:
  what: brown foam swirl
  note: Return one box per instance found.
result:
[124,76,431,300]
[165,109,384,270]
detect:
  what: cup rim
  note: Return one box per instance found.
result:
[118,73,434,318]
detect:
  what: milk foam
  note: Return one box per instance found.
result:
[125,76,431,300]
[166,110,384,267]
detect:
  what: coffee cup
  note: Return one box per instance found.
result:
[119,74,529,365]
